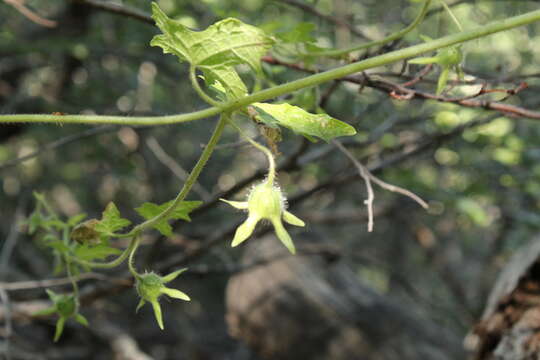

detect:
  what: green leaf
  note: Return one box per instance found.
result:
[276,22,316,44]
[135,200,202,236]
[67,213,87,227]
[27,211,43,235]
[252,102,356,142]
[150,2,274,99]
[201,65,248,100]
[54,317,66,342]
[94,202,131,235]
[73,243,122,261]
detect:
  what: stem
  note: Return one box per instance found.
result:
[439,0,464,31]
[227,116,276,184]
[189,66,223,107]
[2,9,540,126]
[68,236,138,269]
[128,237,141,278]
[128,115,227,236]
[310,0,432,57]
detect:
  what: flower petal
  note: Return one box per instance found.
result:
[75,313,89,327]
[220,199,248,210]
[32,306,57,317]
[162,287,191,301]
[283,211,305,227]
[54,317,66,342]
[271,219,296,254]
[151,300,164,330]
[135,299,145,313]
[231,215,260,247]
[161,268,188,283]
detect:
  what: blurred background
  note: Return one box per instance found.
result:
[1,0,540,359]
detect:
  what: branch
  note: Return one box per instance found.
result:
[67,0,153,24]
[4,0,57,27]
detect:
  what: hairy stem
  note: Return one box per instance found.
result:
[227,116,276,184]
[128,115,227,236]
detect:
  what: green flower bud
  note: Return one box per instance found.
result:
[134,269,190,330]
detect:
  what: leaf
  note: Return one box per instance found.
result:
[67,213,87,227]
[135,200,202,236]
[94,202,131,235]
[150,2,273,99]
[201,65,248,100]
[252,102,356,142]
[70,219,101,244]
[73,243,122,261]
[276,22,317,44]
[27,211,43,235]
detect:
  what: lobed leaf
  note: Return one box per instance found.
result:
[252,102,356,142]
[150,2,273,99]
[135,200,202,236]
[94,202,131,235]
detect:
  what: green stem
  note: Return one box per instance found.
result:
[189,66,223,107]
[227,116,276,184]
[309,0,432,57]
[127,115,227,236]
[128,237,141,278]
[439,0,464,31]
[69,235,138,269]
[2,9,540,126]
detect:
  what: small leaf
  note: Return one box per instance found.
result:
[67,213,87,227]
[71,219,101,244]
[252,102,356,142]
[73,243,122,261]
[135,200,202,236]
[27,211,43,235]
[94,202,131,235]
[276,22,316,44]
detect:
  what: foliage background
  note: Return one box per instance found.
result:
[1,0,540,359]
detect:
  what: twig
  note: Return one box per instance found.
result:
[0,125,115,171]
[146,137,211,201]
[0,273,110,291]
[332,140,375,232]
[0,288,11,360]
[67,0,153,25]
[332,140,428,232]
[274,0,370,40]
[4,0,57,27]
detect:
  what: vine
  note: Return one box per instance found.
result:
[6,0,540,340]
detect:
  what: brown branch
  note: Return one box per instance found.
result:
[4,0,57,27]
[67,0,153,25]
[273,0,370,40]
[262,56,540,121]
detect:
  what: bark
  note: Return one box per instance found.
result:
[468,237,540,360]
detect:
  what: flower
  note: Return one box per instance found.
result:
[221,180,305,254]
[33,289,88,342]
[135,268,190,330]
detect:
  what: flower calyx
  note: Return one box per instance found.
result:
[33,289,88,342]
[135,268,190,330]
[221,180,305,254]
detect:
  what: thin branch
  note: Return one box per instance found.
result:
[274,0,370,40]
[0,273,111,292]
[146,137,212,201]
[0,125,115,171]
[67,0,153,25]
[332,140,375,232]
[4,0,57,27]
